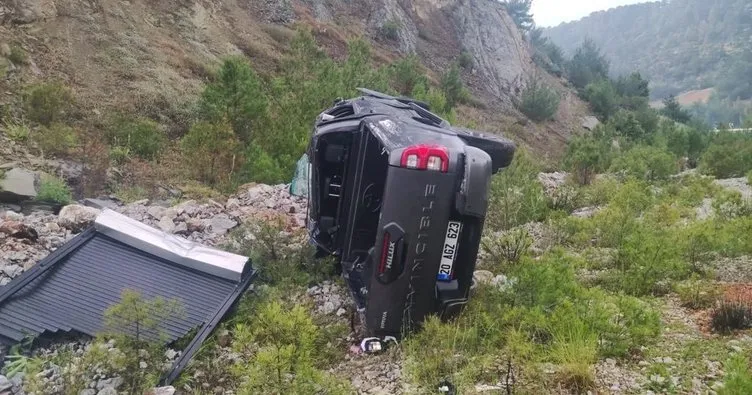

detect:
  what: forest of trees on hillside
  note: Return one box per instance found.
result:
[544,0,752,100]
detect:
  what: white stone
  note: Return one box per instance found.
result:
[147,206,166,219]
[58,205,101,232]
[473,270,494,284]
[158,216,176,233]
[208,214,237,235]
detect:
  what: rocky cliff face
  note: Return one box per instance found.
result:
[300,0,538,106]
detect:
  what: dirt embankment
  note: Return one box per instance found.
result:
[0,0,589,159]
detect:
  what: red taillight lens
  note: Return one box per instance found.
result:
[399,145,449,172]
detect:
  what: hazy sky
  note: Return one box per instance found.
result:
[532,0,655,27]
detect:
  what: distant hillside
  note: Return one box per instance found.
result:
[544,0,752,100]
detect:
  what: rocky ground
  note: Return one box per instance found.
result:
[0,182,309,395]
[1,171,751,394]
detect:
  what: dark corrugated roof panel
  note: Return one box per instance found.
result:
[0,229,250,344]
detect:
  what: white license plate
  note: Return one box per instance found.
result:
[437,221,462,281]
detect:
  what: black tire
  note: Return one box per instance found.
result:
[453,127,516,173]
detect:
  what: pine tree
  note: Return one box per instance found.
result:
[661,95,692,124]
[503,0,534,31]
[567,39,610,89]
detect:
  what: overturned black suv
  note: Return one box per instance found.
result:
[306,89,515,339]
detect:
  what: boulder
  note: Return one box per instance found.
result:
[6,0,58,24]
[186,218,205,233]
[83,198,119,210]
[0,168,38,203]
[473,270,494,285]
[144,387,176,395]
[158,216,176,233]
[58,205,101,232]
[208,214,237,235]
[3,264,23,278]
[0,220,38,241]
[147,206,167,220]
[581,116,600,131]
[0,375,10,392]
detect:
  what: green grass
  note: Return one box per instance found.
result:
[4,122,30,142]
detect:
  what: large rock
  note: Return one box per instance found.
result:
[144,387,176,395]
[452,0,530,102]
[58,205,101,232]
[0,375,10,392]
[208,214,237,235]
[4,0,58,24]
[0,220,38,241]
[0,168,38,203]
[158,216,176,233]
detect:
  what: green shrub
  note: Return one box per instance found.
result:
[8,44,27,65]
[584,79,619,119]
[548,182,583,212]
[608,109,646,141]
[519,77,560,122]
[486,149,549,231]
[580,176,620,206]
[234,219,335,287]
[104,290,184,393]
[712,189,752,221]
[380,20,401,41]
[33,122,78,156]
[199,57,267,143]
[109,145,131,166]
[567,39,610,89]
[481,227,532,267]
[404,316,502,392]
[674,277,722,309]
[458,50,473,69]
[232,301,351,394]
[747,169,752,185]
[402,250,661,392]
[699,132,752,178]
[411,81,454,121]
[720,354,752,395]
[563,135,610,185]
[390,55,427,95]
[106,115,165,160]
[181,121,240,186]
[679,222,716,271]
[440,63,470,111]
[4,122,30,142]
[23,82,74,126]
[242,143,288,185]
[37,175,72,204]
[550,320,597,392]
[609,145,678,181]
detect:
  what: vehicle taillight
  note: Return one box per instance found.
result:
[399,145,449,172]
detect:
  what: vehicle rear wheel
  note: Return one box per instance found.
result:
[454,127,516,172]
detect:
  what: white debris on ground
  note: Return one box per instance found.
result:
[0,184,304,284]
[0,183,309,395]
